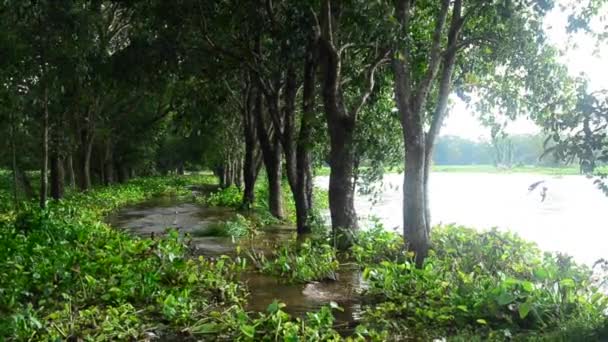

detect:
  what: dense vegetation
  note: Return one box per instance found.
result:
[1,173,606,340]
[1,0,608,340]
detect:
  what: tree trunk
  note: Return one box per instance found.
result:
[241,76,261,208]
[402,145,429,267]
[242,118,258,208]
[254,87,284,219]
[294,36,318,235]
[319,9,359,248]
[66,153,76,188]
[265,145,283,219]
[104,141,114,185]
[327,116,358,249]
[50,153,65,200]
[78,129,93,190]
[10,111,18,205]
[40,87,49,208]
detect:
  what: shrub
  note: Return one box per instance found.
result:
[358,224,608,340]
[255,238,340,283]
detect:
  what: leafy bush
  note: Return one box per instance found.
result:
[202,185,243,208]
[255,238,340,283]
[0,176,247,340]
[358,225,608,340]
[351,218,406,264]
[192,214,253,238]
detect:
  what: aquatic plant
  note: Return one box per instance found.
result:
[255,238,340,283]
[357,224,608,340]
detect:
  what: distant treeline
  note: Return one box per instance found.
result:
[433,134,563,167]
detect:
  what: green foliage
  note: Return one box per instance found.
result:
[202,185,244,208]
[0,176,247,340]
[219,300,344,341]
[357,225,608,340]
[256,239,340,283]
[193,214,253,238]
[351,219,406,264]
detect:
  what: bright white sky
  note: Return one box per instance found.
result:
[440,1,608,141]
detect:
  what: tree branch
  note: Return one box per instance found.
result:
[413,0,450,114]
[427,0,463,150]
[351,48,391,118]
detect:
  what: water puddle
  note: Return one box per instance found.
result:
[106,192,364,328]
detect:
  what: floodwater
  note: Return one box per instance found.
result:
[317,172,608,266]
[106,194,365,326]
[107,172,608,327]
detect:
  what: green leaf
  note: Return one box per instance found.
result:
[518,302,532,319]
[240,324,255,338]
[496,291,516,305]
[521,281,534,292]
[560,278,576,288]
[457,305,468,312]
[533,267,549,280]
[476,319,488,325]
[192,323,221,334]
[266,300,285,314]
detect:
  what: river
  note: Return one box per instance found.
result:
[316,172,608,266]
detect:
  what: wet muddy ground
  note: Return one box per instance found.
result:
[105,193,364,327]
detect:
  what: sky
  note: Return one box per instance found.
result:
[440,1,608,141]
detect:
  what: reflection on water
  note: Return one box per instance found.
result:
[316,172,608,266]
[107,195,364,325]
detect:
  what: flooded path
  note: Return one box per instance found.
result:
[106,192,364,326]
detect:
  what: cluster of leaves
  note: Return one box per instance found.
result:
[193,214,253,239]
[256,238,340,284]
[0,176,248,340]
[1,174,374,340]
[357,224,608,340]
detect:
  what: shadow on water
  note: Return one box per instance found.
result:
[106,193,364,329]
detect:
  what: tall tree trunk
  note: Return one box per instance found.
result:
[40,87,49,208]
[294,35,318,235]
[326,116,358,248]
[50,153,65,200]
[265,143,283,219]
[66,153,76,188]
[255,87,284,219]
[402,135,429,267]
[10,111,18,206]
[319,3,359,248]
[242,90,259,208]
[318,0,386,247]
[393,0,462,266]
[104,141,114,185]
[78,129,94,190]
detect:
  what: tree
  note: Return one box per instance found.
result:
[390,0,557,265]
[317,0,390,248]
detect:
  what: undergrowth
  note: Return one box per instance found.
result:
[0,175,349,341]
[356,223,608,340]
[1,171,606,340]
